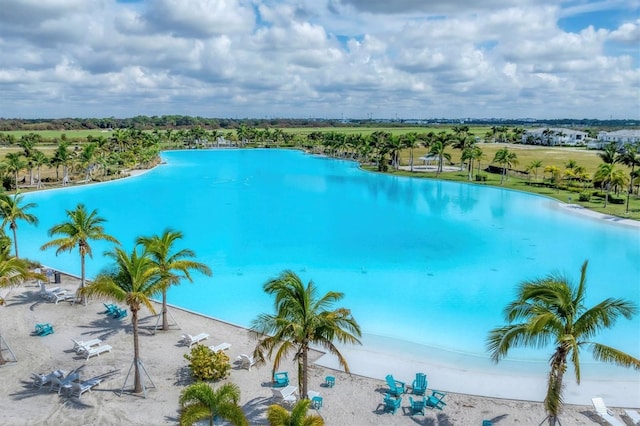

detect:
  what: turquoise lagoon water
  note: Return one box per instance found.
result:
[22,149,640,370]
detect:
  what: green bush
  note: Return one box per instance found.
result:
[475,174,488,182]
[578,191,591,202]
[184,345,231,381]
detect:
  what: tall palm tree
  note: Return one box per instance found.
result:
[0,192,38,259]
[31,150,49,189]
[40,204,119,304]
[493,147,518,185]
[80,244,163,393]
[429,132,453,177]
[179,382,248,426]
[593,163,626,208]
[617,144,639,213]
[250,270,361,399]
[136,229,212,331]
[400,132,421,172]
[0,253,36,363]
[527,160,543,183]
[267,399,324,426]
[598,142,618,165]
[487,260,640,426]
[4,152,25,192]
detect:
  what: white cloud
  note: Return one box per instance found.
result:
[0,0,637,119]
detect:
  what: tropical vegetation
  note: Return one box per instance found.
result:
[250,270,361,399]
[267,399,324,426]
[487,260,640,425]
[179,382,248,426]
[40,203,120,305]
[0,192,38,258]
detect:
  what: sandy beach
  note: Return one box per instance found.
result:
[1,273,638,426]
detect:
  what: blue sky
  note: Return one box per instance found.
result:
[0,0,638,119]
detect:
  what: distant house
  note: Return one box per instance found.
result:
[588,129,640,150]
[521,128,588,146]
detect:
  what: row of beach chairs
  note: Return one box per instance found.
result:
[31,369,103,398]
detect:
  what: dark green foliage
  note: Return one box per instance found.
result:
[578,191,591,202]
[475,174,488,181]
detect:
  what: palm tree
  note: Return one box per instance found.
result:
[493,147,518,185]
[267,399,324,426]
[526,160,543,183]
[617,145,639,213]
[136,229,212,331]
[80,244,163,393]
[487,260,640,426]
[0,192,38,259]
[593,163,626,208]
[250,270,361,399]
[598,142,618,164]
[401,132,421,172]
[429,132,453,177]
[31,150,49,189]
[0,253,36,363]
[4,152,25,192]
[40,204,119,304]
[179,382,248,426]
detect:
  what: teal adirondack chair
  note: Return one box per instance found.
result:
[112,307,127,319]
[425,390,447,410]
[383,393,402,414]
[35,323,54,336]
[273,371,289,387]
[385,374,406,396]
[409,396,426,415]
[412,373,427,395]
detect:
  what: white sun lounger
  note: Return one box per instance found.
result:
[271,385,297,406]
[625,409,640,425]
[592,397,625,426]
[32,370,65,389]
[181,333,209,348]
[209,342,231,352]
[69,377,103,398]
[71,338,102,354]
[85,344,112,360]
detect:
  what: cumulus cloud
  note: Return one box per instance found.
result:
[0,0,637,119]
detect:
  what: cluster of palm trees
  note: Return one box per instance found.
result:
[0,130,161,191]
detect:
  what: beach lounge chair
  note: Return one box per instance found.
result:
[271,385,297,406]
[237,354,256,370]
[102,303,118,315]
[112,307,127,319]
[383,393,402,414]
[32,370,65,389]
[35,323,54,336]
[208,342,231,352]
[72,338,103,354]
[591,397,624,426]
[409,396,426,415]
[624,409,640,425]
[181,333,209,348]
[273,371,289,387]
[385,374,406,396]
[85,344,112,360]
[49,372,79,394]
[425,390,447,410]
[69,377,102,398]
[412,373,427,395]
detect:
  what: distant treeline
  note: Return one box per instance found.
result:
[0,116,637,132]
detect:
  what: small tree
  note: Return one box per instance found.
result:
[179,382,247,426]
[184,345,231,382]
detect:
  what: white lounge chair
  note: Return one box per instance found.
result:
[85,344,112,360]
[271,385,297,406]
[625,409,640,425]
[69,377,102,398]
[71,338,102,354]
[237,354,256,371]
[592,397,625,426]
[181,333,209,348]
[209,342,231,352]
[49,372,79,394]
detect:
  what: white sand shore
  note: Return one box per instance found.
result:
[1,273,637,426]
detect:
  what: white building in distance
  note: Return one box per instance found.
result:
[521,128,588,146]
[588,129,640,149]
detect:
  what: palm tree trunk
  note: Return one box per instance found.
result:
[133,307,142,393]
[162,289,168,331]
[80,252,86,305]
[410,149,414,172]
[301,345,308,399]
[11,224,19,259]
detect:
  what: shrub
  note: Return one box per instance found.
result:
[184,345,230,381]
[2,176,14,191]
[578,191,591,202]
[475,174,487,182]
